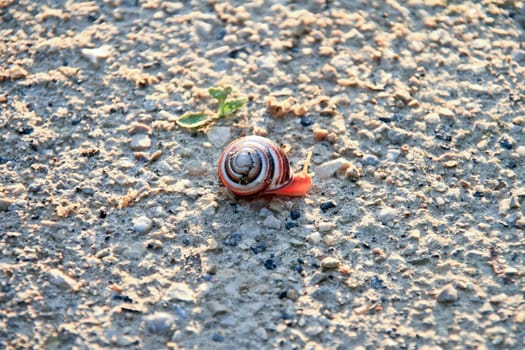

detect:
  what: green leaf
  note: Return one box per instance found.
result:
[208,87,231,102]
[219,99,247,117]
[175,112,211,129]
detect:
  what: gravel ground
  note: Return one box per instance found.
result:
[1,0,524,349]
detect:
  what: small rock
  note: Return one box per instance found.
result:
[264,258,277,270]
[263,215,281,230]
[300,116,314,127]
[133,216,153,234]
[378,207,397,225]
[49,269,80,292]
[318,221,335,233]
[206,238,219,251]
[362,154,379,166]
[144,312,174,333]
[320,201,337,212]
[194,20,213,38]
[314,158,349,179]
[345,163,362,181]
[212,333,225,342]
[286,288,299,301]
[250,242,267,254]
[516,145,525,157]
[131,134,151,150]
[209,301,231,316]
[308,231,322,244]
[80,46,111,67]
[223,232,242,247]
[0,197,14,211]
[437,284,458,303]
[207,126,231,147]
[321,257,340,270]
[123,242,146,259]
[290,210,301,220]
[165,282,195,303]
[144,99,158,112]
[184,160,208,176]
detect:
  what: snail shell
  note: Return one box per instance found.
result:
[218,136,312,197]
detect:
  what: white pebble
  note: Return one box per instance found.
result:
[194,20,213,39]
[165,282,195,302]
[516,146,525,157]
[49,269,80,292]
[184,160,208,176]
[263,215,281,230]
[318,221,335,233]
[321,257,340,269]
[207,126,231,147]
[144,312,174,333]
[130,134,151,150]
[308,231,322,244]
[378,207,397,225]
[80,46,111,67]
[133,216,153,234]
[313,158,349,179]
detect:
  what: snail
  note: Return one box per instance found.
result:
[218,136,313,197]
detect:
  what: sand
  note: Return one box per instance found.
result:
[1,0,524,349]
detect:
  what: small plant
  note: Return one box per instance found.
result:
[176,86,247,129]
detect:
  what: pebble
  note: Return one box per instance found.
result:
[240,222,262,239]
[345,163,362,181]
[308,231,322,244]
[130,134,151,150]
[144,312,174,333]
[223,232,242,247]
[212,333,225,342]
[143,99,158,112]
[321,257,340,269]
[48,269,80,292]
[300,116,314,127]
[250,242,267,254]
[320,201,337,212]
[194,20,213,38]
[437,284,459,303]
[207,126,231,147]
[318,221,335,233]
[165,282,195,303]
[123,242,146,259]
[290,210,301,220]
[516,145,525,157]
[264,258,277,270]
[378,207,397,225]
[263,215,281,230]
[0,197,14,211]
[184,160,209,176]
[80,46,110,67]
[362,154,379,166]
[314,158,349,179]
[133,216,153,234]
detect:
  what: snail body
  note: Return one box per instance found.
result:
[218,136,312,197]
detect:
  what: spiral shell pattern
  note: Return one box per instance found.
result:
[218,136,293,197]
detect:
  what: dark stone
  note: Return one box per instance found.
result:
[320,201,336,212]
[224,232,242,247]
[285,222,298,230]
[370,275,387,289]
[215,28,227,41]
[290,210,301,220]
[264,258,277,270]
[250,242,267,254]
[499,137,513,150]
[212,333,224,342]
[300,116,314,127]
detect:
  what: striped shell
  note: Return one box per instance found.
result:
[218,136,293,197]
